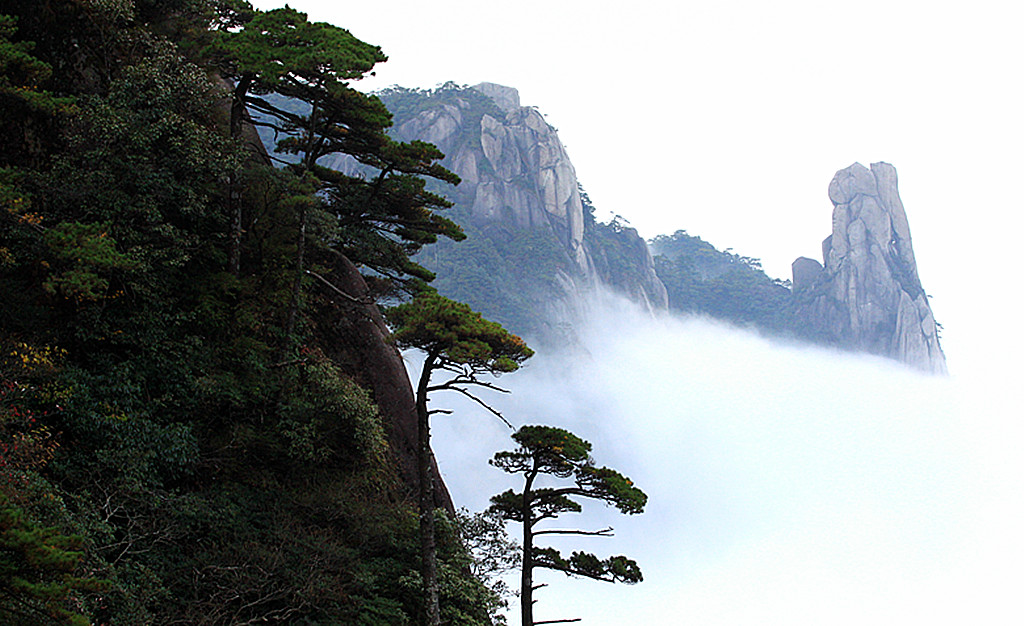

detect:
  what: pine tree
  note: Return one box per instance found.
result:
[489,425,647,626]
[387,291,533,625]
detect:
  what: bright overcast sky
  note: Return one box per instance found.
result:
[250,0,1024,373]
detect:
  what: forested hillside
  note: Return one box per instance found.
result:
[650,231,795,334]
[0,1,506,623]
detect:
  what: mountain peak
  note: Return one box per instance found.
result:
[795,162,946,373]
[472,82,521,113]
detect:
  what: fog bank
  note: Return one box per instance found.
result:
[424,293,1018,625]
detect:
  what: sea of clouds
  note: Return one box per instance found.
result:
[420,291,1021,625]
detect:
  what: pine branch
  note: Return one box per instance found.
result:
[305,269,373,304]
[427,376,511,395]
[431,385,513,428]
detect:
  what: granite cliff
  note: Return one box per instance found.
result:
[378,83,666,342]
[390,82,588,269]
[380,86,946,372]
[792,162,947,373]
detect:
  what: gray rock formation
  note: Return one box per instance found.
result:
[587,221,669,312]
[386,83,667,317]
[791,256,824,292]
[473,82,520,113]
[793,162,946,373]
[390,83,588,268]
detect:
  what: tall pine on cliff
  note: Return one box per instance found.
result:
[0,1,499,623]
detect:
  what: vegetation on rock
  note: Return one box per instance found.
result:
[0,1,501,623]
[651,230,795,333]
[388,291,533,626]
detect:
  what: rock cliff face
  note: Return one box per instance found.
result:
[330,256,454,511]
[383,83,667,326]
[393,83,588,268]
[792,162,946,373]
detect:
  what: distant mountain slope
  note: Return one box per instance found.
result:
[376,85,947,372]
[650,231,795,334]
[376,82,666,345]
[304,83,945,371]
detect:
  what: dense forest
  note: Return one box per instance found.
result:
[650,231,795,334]
[0,1,537,623]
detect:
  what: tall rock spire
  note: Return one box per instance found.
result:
[792,162,947,373]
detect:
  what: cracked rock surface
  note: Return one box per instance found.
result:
[793,162,947,373]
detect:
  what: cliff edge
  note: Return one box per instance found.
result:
[792,162,946,373]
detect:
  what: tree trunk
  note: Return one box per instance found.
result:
[417,354,440,626]
[227,75,253,277]
[283,201,307,340]
[521,467,538,626]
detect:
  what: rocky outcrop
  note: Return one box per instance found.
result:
[384,83,667,319]
[793,162,946,373]
[791,256,824,292]
[329,255,453,511]
[586,221,669,312]
[390,83,588,269]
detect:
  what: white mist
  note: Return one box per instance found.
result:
[424,292,1018,625]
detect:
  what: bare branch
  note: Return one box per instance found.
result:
[305,270,373,304]
[535,619,582,625]
[533,527,614,537]
[433,385,513,428]
[427,377,511,395]
[437,362,467,376]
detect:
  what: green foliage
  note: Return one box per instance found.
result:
[490,425,647,520]
[416,213,575,340]
[388,290,534,372]
[651,230,795,333]
[0,2,509,624]
[215,8,465,290]
[0,15,73,115]
[532,547,642,584]
[0,493,106,626]
[457,508,519,617]
[276,348,387,467]
[495,425,591,474]
[435,510,509,626]
[585,216,648,288]
[489,425,647,624]
[215,5,386,93]
[323,139,465,285]
[217,5,391,168]
[41,222,136,301]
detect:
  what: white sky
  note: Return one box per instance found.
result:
[251,0,1024,373]
[248,2,1024,622]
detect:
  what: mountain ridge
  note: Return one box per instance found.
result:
[383,82,947,372]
